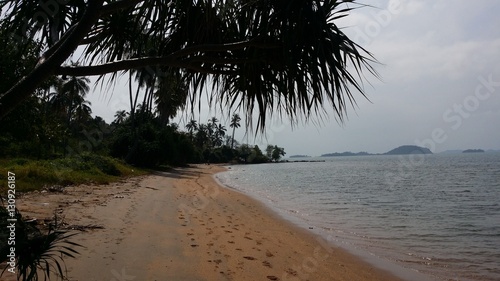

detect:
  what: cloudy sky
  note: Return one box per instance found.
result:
[87,0,500,156]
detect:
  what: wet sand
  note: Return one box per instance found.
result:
[11,164,406,281]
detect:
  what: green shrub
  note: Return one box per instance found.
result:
[0,155,146,193]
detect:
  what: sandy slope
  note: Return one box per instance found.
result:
[9,165,405,281]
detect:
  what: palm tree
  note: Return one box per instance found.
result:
[153,70,189,124]
[185,119,198,138]
[113,110,128,125]
[209,117,219,128]
[49,76,91,127]
[206,117,219,147]
[0,0,377,130]
[72,99,92,124]
[229,113,241,149]
[214,124,226,147]
[195,124,210,149]
[271,145,286,162]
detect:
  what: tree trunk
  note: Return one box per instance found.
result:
[0,0,105,119]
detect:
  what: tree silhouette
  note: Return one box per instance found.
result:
[185,119,198,138]
[113,110,128,125]
[49,76,91,127]
[271,145,286,162]
[0,0,376,130]
[214,123,226,147]
[229,113,241,149]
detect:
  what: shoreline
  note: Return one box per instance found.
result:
[10,164,413,280]
[214,166,435,281]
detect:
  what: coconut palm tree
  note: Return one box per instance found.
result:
[153,70,188,124]
[214,124,226,147]
[0,0,377,130]
[209,117,219,128]
[113,110,128,125]
[185,119,198,138]
[49,76,91,127]
[72,99,92,124]
[195,124,210,149]
[229,113,241,149]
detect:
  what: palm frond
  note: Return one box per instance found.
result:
[0,0,377,130]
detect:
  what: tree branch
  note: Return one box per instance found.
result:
[169,39,280,59]
[56,55,241,76]
[56,39,279,77]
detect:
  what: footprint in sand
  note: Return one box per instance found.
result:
[243,256,256,260]
[267,276,279,280]
[262,261,272,268]
[286,268,298,276]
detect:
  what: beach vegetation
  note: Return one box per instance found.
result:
[0,0,374,174]
[247,145,268,164]
[109,110,200,167]
[0,154,146,193]
[0,199,82,281]
[271,145,287,162]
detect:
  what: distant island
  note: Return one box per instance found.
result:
[321,145,433,157]
[289,155,311,158]
[384,145,432,155]
[463,149,484,153]
[321,151,370,157]
[440,149,497,154]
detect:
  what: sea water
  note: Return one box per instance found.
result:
[215,153,500,281]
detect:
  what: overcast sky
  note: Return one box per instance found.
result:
[87,0,500,156]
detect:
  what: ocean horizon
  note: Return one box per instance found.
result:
[216,152,500,281]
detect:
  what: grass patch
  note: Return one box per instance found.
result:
[0,154,148,193]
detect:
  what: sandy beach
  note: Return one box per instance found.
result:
[10,164,406,281]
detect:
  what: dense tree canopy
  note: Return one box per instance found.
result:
[0,0,376,130]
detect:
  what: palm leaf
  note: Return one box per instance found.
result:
[1,0,378,130]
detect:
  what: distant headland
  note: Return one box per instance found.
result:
[321,145,433,157]
[462,149,484,153]
[321,151,370,157]
[384,145,432,155]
